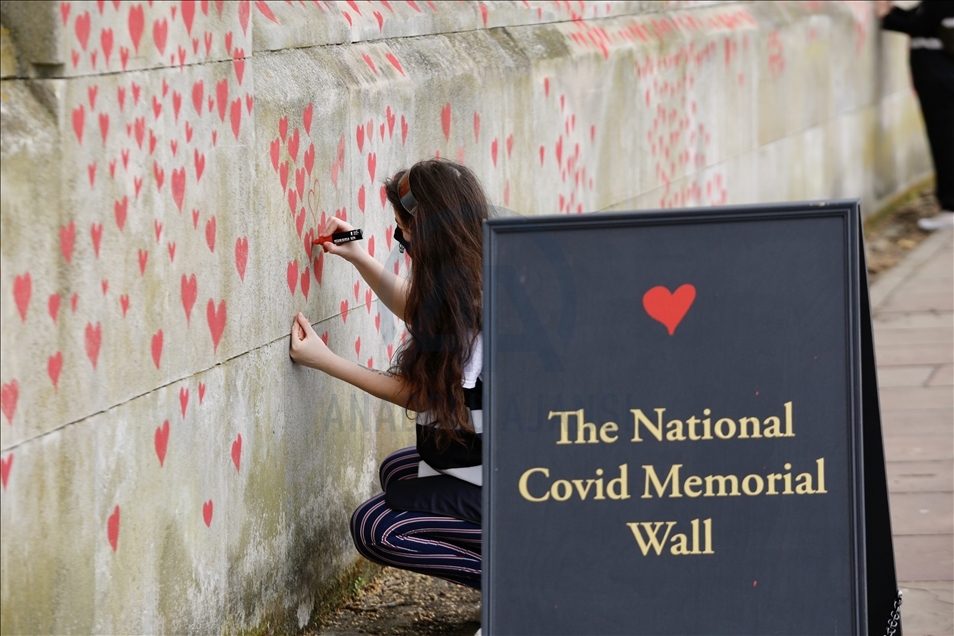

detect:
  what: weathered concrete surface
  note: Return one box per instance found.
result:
[0,1,934,632]
[870,229,954,636]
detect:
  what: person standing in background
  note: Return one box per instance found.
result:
[877,0,954,230]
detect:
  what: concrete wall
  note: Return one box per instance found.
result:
[0,0,930,633]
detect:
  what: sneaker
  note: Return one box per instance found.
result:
[917,211,954,231]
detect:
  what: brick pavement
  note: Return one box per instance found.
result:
[871,228,953,636]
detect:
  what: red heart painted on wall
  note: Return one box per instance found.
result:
[153,18,168,55]
[181,274,198,323]
[60,221,76,264]
[301,267,310,299]
[172,167,186,210]
[642,284,696,335]
[205,216,216,252]
[207,299,227,352]
[85,322,102,369]
[151,330,163,369]
[231,434,242,472]
[234,237,248,281]
[441,103,451,141]
[303,103,313,134]
[287,261,298,295]
[313,252,323,285]
[114,196,128,230]
[48,352,63,389]
[229,98,242,138]
[155,420,170,466]
[203,500,214,527]
[180,386,190,419]
[107,505,120,551]
[288,128,300,162]
[0,454,12,490]
[192,79,204,115]
[13,273,31,322]
[91,223,103,257]
[1,380,19,424]
[215,79,228,121]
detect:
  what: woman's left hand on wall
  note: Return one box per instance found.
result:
[289,312,333,370]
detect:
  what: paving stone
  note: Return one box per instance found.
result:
[873,328,954,347]
[894,535,954,582]
[878,292,954,312]
[876,344,954,366]
[883,436,953,462]
[889,492,954,535]
[927,364,953,387]
[881,408,953,436]
[873,312,953,330]
[887,460,954,493]
[879,386,954,411]
[878,365,938,388]
[896,582,954,636]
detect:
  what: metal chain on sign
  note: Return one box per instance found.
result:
[884,590,903,636]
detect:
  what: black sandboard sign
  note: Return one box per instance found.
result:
[482,201,899,635]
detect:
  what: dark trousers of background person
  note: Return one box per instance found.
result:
[911,49,954,211]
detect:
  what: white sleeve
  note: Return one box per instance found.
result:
[462,332,482,389]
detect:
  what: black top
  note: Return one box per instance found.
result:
[415,378,482,470]
[882,0,954,36]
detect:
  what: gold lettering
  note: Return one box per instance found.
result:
[742,474,764,495]
[738,416,761,439]
[550,480,572,501]
[763,415,782,438]
[704,474,740,497]
[816,458,827,493]
[703,518,714,554]
[631,408,665,442]
[607,464,630,500]
[782,462,794,494]
[549,410,580,445]
[784,401,794,437]
[627,521,676,555]
[666,418,686,441]
[687,415,702,440]
[577,417,597,444]
[714,417,736,439]
[518,467,550,501]
[599,421,618,443]
[701,408,713,439]
[594,468,606,499]
[670,532,690,555]
[767,473,782,495]
[642,464,682,498]
[795,472,815,494]
[571,479,593,499]
[684,475,703,497]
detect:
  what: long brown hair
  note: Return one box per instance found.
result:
[385,159,488,443]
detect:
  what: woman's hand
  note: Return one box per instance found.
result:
[289,312,334,370]
[874,0,892,19]
[318,216,366,263]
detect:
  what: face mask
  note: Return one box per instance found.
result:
[394,226,411,255]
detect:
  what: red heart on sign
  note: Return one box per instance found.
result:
[642,284,696,335]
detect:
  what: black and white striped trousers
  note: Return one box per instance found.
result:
[350,446,482,589]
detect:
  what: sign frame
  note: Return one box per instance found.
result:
[481,200,898,635]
